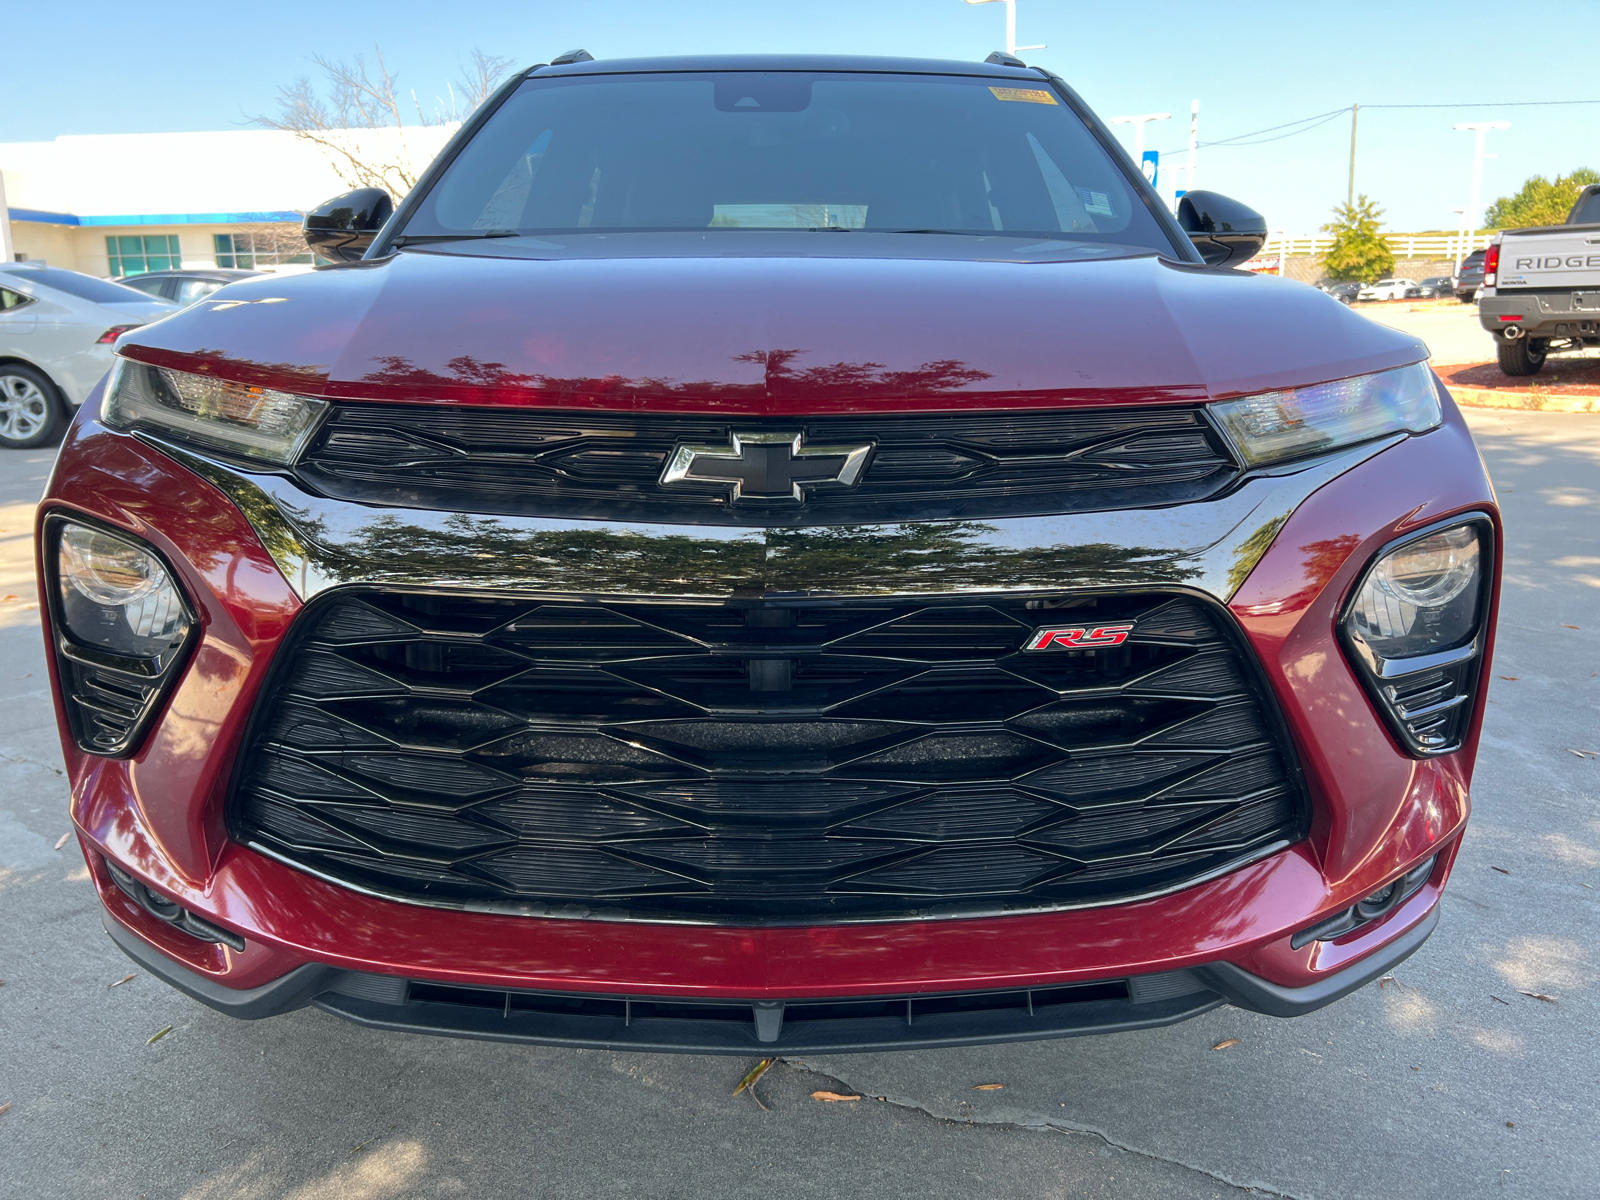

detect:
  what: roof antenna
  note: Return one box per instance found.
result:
[550,49,595,65]
[984,51,1028,68]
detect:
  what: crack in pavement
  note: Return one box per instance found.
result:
[783,1057,1313,1200]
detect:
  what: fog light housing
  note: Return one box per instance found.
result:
[1291,855,1438,948]
[1341,517,1493,756]
[44,517,196,756]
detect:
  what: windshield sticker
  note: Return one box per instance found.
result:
[710,204,868,230]
[990,87,1058,105]
[1076,188,1115,216]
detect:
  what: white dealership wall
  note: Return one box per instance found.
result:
[0,125,457,277]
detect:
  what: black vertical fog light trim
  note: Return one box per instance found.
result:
[42,514,199,758]
[1338,515,1494,757]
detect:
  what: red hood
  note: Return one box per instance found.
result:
[118,248,1427,414]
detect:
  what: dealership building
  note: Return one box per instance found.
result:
[0,126,454,278]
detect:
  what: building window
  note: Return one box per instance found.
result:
[214,232,314,270]
[106,235,182,277]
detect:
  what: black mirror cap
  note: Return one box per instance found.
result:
[303,188,395,263]
[1177,190,1268,269]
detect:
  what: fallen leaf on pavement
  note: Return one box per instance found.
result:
[0,596,16,603]
[147,1026,172,1045]
[109,974,136,989]
[733,1057,774,1097]
[53,832,71,850]
[973,1083,1005,1090]
[811,1091,861,1102]
[1581,882,1594,889]
[1518,991,1558,1003]
[1497,675,1519,681]
[1506,1121,1516,1128]
[1560,624,1580,630]
[1211,1039,1241,1051]
[1490,866,1510,874]
[1378,975,1396,988]
[0,1103,10,1117]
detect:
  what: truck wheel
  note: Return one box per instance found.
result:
[0,365,67,449]
[1497,337,1547,377]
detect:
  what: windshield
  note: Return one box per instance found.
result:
[0,266,167,305]
[402,71,1175,253]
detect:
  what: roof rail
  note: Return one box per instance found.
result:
[550,49,595,65]
[984,51,1028,68]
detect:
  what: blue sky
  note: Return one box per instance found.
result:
[5,0,1597,233]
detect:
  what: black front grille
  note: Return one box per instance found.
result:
[295,404,1239,525]
[232,590,1306,922]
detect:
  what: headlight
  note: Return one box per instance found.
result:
[46,518,196,756]
[1340,519,1492,756]
[1209,362,1441,468]
[57,524,189,658]
[103,357,328,465]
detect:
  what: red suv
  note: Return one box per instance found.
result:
[43,53,1497,1054]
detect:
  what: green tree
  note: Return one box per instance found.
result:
[1484,168,1600,229]
[1319,195,1395,283]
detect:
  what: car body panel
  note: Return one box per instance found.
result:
[117,249,1426,414]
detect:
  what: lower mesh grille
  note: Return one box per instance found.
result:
[232,590,1306,922]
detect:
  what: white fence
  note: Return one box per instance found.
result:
[1268,232,1495,261]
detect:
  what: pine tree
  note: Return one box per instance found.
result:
[1319,196,1394,284]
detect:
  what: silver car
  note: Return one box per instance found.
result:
[0,264,176,448]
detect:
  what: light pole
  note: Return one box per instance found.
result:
[1185,99,1199,197]
[1450,207,1468,272]
[1455,121,1510,233]
[962,0,1045,57]
[1109,113,1171,165]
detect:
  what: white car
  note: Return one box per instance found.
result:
[0,264,176,448]
[1357,278,1417,302]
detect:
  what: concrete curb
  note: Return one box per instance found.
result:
[1447,385,1600,413]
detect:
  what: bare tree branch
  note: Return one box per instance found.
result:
[250,44,512,195]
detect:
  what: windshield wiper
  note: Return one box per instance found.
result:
[392,231,523,246]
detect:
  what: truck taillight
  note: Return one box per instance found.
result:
[1483,243,1499,287]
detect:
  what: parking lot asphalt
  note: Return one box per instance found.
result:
[2,408,1596,1200]
[1354,300,1495,366]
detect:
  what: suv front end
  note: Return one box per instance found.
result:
[43,55,1498,1054]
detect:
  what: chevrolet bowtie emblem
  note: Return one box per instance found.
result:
[660,431,873,502]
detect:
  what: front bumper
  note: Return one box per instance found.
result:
[44,386,1497,1046]
[102,893,1442,1054]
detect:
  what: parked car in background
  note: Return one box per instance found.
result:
[1317,281,1361,305]
[0,264,174,448]
[1411,276,1456,299]
[1357,278,1417,302]
[115,268,264,306]
[1455,251,1485,302]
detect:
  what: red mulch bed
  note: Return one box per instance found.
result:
[1437,359,1600,395]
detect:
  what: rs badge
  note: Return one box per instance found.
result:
[1024,623,1135,651]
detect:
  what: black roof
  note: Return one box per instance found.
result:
[533,53,1046,79]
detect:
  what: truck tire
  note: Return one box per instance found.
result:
[0,364,68,449]
[1497,337,1547,377]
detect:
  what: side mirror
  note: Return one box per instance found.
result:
[302,188,395,263]
[1177,191,1268,269]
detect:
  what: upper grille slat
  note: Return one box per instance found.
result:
[295,405,1240,526]
[234,591,1306,923]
